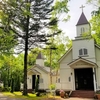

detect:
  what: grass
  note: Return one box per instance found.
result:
[2,91,61,100]
[2,92,46,100]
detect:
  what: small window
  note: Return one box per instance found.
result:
[81,27,85,34]
[58,78,60,83]
[79,48,88,56]
[84,48,88,55]
[79,49,83,55]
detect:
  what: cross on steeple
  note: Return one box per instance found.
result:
[80,5,85,12]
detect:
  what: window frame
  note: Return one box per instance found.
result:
[79,48,88,56]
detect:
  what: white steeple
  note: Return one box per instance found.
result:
[36,52,44,66]
[75,12,91,39]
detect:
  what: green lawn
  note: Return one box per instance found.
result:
[2,92,60,100]
[2,92,46,100]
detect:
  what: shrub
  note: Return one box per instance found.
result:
[0,86,3,92]
[2,87,11,92]
[49,84,55,90]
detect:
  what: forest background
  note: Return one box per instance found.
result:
[0,0,99,95]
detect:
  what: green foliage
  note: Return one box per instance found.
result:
[1,86,11,92]
[52,0,70,21]
[28,48,41,67]
[0,0,70,95]
[87,0,100,45]
[42,33,72,70]
[0,54,23,92]
[49,84,56,90]
[35,78,39,92]
[87,0,100,6]
[90,14,100,45]
[54,0,69,13]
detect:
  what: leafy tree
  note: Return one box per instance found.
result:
[0,0,69,95]
[28,48,41,67]
[87,0,100,45]
[0,0,58,95]
[0,54,23,92]
[42,33,72,84]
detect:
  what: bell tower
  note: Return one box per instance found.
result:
[75,5,91,39]
[36,52,44,66]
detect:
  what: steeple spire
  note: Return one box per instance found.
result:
[76,12,89,26]
[36,52,44,66]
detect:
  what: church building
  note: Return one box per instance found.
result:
[58,11,100,92]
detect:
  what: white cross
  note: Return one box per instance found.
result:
[80,5,85,12]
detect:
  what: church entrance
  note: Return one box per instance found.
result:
[74,68,94,90]
[32,75,40,90]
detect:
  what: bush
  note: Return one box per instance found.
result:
[0,86,3,92]
[2,87,11,92]
[49,84,55,90]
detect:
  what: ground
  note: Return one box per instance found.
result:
[0,93,96,100]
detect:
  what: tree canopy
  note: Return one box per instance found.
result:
[87,0,100,45]
[0,0,70,95]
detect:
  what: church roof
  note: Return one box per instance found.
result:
[76,12,89,26]
[28,64,59,76]
[36,52,44,59]
[27,64,50,74]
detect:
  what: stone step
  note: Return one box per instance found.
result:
[70,90,95,98]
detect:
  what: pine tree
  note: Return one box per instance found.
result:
[0,0,59,95]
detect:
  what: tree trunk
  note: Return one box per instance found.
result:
[50,49,52,85]
[23,5,30,95]
[23,26,29,95]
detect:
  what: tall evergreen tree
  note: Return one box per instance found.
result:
[0,0,61,95]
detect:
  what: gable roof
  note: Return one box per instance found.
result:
[28,64,50,74]
[76,12,89,26]
[27,68,41,75]
[68,57,98,67]
[35,64,50,73]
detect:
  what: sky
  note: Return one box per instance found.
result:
[58,0,95,39]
